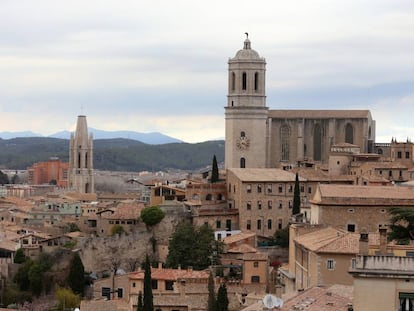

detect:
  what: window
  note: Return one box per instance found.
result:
[117,288,123,298]
[280,125,291,161]
[216,220,221,229]
[257,219,262,230]
[240,157,246,168]
[251,276,260,283]
[267,184,272,193]
[278,201,282,209]
[345,123,354,144]
[254,72,259,91]
[300,186,305,193]
[308,187,312,194]
[152,279,158,289]
[268,200,272,209]
[217,233,222,240]
[231,72,235,91]
[240,131,246,137]
[257,201,262,210]
[247,201,251,210]
[242,72,247,90]
[257,184,262,193]
[102,287,111,300]
[351,258,356,269]
[288,201,292,209]
[246,184,252,193]
[406,151,410,159]
[166,280,174,291]
[226,219,231,231]
[288,185,293,193]
[132,282,136,288]
[347,224,356,232]
[326,259,335,270]
[246,220,251,230]
[267,219,272,230]
[398,151,402,159]
[253,261,259,268]
[399,292,414,310]
[278,219,283,230]
[278,184,283,193]
[348,209,354,213]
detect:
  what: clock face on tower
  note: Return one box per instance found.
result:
[236,136,250,150]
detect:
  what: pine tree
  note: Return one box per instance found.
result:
[216,283,229,311]
[207,270,215,311]
[211,155,219,183]
[68,253,85,296]
[137,291,143,311]
[143,255,154,311]
[292,172,301,215]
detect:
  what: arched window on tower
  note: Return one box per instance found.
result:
[231,72,236,92]
[78,152,81,169]
[280,125,291,161]
[313,124,322,161]
[240,157,246,168]
[240,131,246,138]
[242,72,247,90]
[345,123,354,144]
[254,72,259,91]
[85,152,88,168]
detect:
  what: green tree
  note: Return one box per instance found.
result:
[211,155,219,183]
[143,255,154,311]
[388,207,414,244]
[14,259,34,291]
[110,224,125,236]
[55,287,81,310]
[273,226,290,248]
[68,253,85,296]
[166,223,217,270]
[28,263,45,297]
[11,174,19,184]
[292,172,301,215]
[216,283,229,311]
[141,206,165,227]
[207,270,216,311]
[137,290,143,311]
[0,170,9,184]
[13,248,27,264]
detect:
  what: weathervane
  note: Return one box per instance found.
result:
[245,32,249,39]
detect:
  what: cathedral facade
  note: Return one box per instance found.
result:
[225,38,376,169]
[68,115,95,193]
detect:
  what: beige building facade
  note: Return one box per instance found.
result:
[225,37,376,169]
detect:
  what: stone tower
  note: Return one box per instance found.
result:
[225,36,269,169]
[68,115,94,193]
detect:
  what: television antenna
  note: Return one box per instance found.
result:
[263,294,283,309]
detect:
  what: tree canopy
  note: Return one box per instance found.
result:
[216,283,229,311]
[68,253,85,296]
[143,255,154,311]
[211,155,219,183]
[292,172,301,215]
[388,207,414,244]
[140,206,165,227]
[166,223,217,270]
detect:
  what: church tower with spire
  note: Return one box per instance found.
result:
[68,115,94,193]
[225,35,269,169]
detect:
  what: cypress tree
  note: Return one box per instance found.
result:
[216,283,229,311]
[292,172,301,215]
[68,253,85,296]
[207,270,215,311]
[143,255,154,311]
[211,155,219,183]
[137,291,143,311]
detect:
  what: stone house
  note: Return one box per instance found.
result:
[350,255,414,311]
[308,184,414,233]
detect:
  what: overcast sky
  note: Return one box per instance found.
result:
[0,0,413,143]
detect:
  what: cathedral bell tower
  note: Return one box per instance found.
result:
[68,115,95,193]
[225,35,268,169]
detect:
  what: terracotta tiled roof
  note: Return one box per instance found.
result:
[102,202,145,220]
[130,268,209,281]
[227,244,258,254]
[313,184,414,205]
[223,231,256,245]
[295,227,380,254]
[228,168,304,182]
[242,252,268,261]
[269,109,371,119]
[281,285,353,311]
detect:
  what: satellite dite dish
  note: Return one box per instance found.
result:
[262,294,284,309]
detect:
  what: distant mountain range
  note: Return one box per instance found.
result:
[0,129,182,145]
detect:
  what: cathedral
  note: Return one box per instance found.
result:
[225,37,376,169]
[68,115,95,193]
